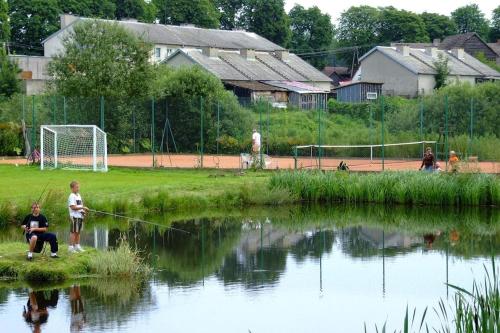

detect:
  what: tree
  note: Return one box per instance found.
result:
[114,0,143,20]
[214,0,246,30]
[88,0,116,19]
[336,6,380,47]
[490,6,500,42]
[420,12,457,41]
[433,53,450,89]
[154,0,220,28]
[288,5,334,68]
[379,7,429,43]
[242,0,290,46]
[8,0,60,55]
[0,46,21,98]
[0,0,9,42]
[47,20,154,97]
[451,4,489,39]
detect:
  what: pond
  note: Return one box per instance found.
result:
[0,205,499,333]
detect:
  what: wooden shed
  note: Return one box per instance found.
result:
[334,81,383,103]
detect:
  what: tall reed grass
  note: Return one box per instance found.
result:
[270,171,500,206]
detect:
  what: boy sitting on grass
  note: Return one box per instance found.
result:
[68,181,88,253]
[21,202,59,260]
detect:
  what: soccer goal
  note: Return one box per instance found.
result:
[41,125,108,172]
[293,141,437,170]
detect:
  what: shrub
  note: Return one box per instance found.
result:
[0,122,23,156]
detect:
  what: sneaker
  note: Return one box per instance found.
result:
[26,255,33,261]
[50,254,60,259]
[75,245,85,252]
[68,246,76,253]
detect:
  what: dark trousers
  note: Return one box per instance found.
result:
[26,232,59,253]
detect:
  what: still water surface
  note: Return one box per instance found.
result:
[0,206,498,333]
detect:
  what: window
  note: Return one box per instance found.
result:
[155,48,161,59]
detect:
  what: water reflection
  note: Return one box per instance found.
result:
[0,205,498,333]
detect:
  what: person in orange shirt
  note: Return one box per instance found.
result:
[448,151,460,173]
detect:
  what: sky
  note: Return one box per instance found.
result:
[284,0,498,23]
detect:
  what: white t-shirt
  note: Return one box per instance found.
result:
[252,132,261,146]
[68,193,84,218]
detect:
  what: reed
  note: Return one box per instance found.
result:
[270,171,500,206]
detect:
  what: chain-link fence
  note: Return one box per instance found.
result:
[1,93,499,172]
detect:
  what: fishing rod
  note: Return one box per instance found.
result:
[89,209,191,235]
[23,181,51,235]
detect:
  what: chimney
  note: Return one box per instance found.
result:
[425,47,438,58]
[451,48,465,60]
[202,47,219,58]
[60,14,78,29]
[432,38,441,46]
[241,48,255,61]
[396,44,410,56]
[275,50,289,61]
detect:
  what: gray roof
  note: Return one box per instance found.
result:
[286,54,333,82]
[255,53,308,81]
[44,16,284,52]
[182,50,248,80]
[487,43,500,56]
[360,46,500,77]
[439,32,477,50]
[218,53,286,81]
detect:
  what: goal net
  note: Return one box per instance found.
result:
[293,141,437,170]
[41,125,108,172]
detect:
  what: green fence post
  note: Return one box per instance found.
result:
[381,95,385,171]
[22,94,25,122]
[100,96,105,130]
[469,97,473,158]
[200,96,204,168]
[444,95,449,170]
[31,95,36,150]
[216,101,220,155]
[369,103,373,146]
[259,99,263,168]
[294,146,298,170]
[318,107,322,170]
[151,97,155,168]
[51,95,56,124]
[266,101,270,155]
[63,96,67,124]
[133,110,136,153]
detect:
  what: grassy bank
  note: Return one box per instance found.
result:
[0,241,150,282]
[0,165,280,226]
[270,171,500,206]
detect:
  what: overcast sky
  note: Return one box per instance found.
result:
[284,0,497,23]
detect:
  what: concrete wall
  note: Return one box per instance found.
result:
[360,51,418,97]
[9,55,51,95]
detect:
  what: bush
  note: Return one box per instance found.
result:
[0,122,23,156]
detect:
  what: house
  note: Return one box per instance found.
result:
[334,81,383,103]
[487,40,500,64]
[31,14,332,106]
[322,66,351,86]
[163,48,331,109]
[392,32,498,62]
[8,55,51,95]
[356,45,500,97]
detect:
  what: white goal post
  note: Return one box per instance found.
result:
[41,125,108,172]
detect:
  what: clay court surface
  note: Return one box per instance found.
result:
[1,153,499,173]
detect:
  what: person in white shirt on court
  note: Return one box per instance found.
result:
[252,129,261,154]
[68,181,88,253]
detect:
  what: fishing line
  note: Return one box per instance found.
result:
[89,209,191,235]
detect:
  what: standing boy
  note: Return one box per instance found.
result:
[252,129,261,154]
[68,181,88,253]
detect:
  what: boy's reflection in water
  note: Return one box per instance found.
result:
[22,289,59,333]
[70,285,86,332]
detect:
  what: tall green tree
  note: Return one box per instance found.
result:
[47,20,154,97]
[451,4,489,39]
[89,0,116,19]
[114,0,143,20]
[379,7,429,43]
[288,5,334,68]
[490,6,500,42]
[242,0,290,46]
[0,46,21,98]
[214,0,246,30]
[420,12,457,41]
[154,0,220,28]
[0,0,9,42]
[336,6,380,47]
[8,0,60,55]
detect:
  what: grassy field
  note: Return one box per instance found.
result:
[0,165,275,225]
